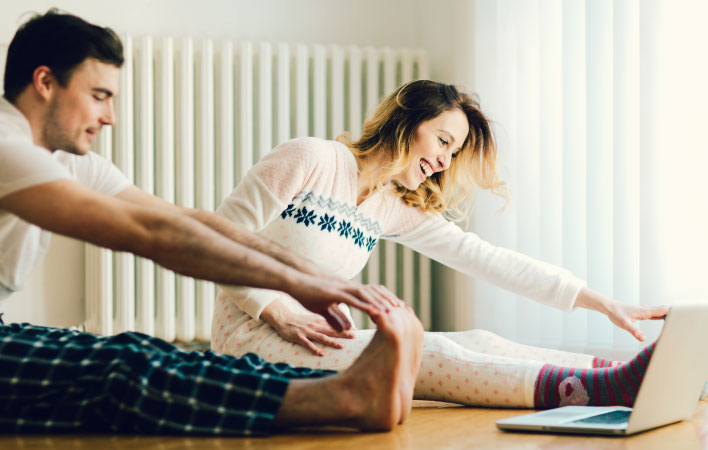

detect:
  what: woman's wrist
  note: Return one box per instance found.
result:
[574,286,611,315]
[260,298,286,326]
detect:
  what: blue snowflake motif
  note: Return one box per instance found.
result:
[281,204,296,219]
[365,236,378,252]
[294,206,317,226]
[318,213,336,232]
[352,229,365,247]
[338,220,352,238]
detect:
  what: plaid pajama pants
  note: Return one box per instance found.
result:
[0,320,334,435]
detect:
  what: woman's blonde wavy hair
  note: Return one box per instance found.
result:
[337,80,507,220]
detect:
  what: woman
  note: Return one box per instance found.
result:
[211,80,667,409]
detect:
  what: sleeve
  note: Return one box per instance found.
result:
[0,139,72,200]
[388,214,586,311]
[215,137,325,320]
[217,137,323,229]
[53,151,132,196]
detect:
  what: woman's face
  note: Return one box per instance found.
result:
[392,108,469,190]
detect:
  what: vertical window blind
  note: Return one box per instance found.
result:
[462,0,708,359]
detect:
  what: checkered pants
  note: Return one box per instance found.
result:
[0,322,334,435]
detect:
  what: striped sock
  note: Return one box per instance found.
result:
[592,356,623,368]
[534,342,655,409]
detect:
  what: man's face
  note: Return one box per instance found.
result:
[42,58,119,155]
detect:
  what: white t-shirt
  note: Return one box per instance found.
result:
[0,97,131,300]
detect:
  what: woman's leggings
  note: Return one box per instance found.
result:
[212,316,603,408]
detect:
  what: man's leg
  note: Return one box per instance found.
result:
[0,322,321,435]
[0,305,422,434]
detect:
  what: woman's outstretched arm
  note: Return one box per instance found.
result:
[388,206,667,340]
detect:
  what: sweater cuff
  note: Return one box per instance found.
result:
[220,286,283,320]
[555,274,587,312]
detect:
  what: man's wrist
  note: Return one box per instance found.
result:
[280,266,309,299]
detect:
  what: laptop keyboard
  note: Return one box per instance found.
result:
[569,410,631,425]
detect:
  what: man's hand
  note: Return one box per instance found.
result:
[285,274,404,332]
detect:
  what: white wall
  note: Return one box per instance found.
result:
[1,0,416,47]
[1,0,473,328]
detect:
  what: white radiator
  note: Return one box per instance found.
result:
[85,35,432,342]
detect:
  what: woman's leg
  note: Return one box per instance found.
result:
[220,325,549,408]
[441,329,622,368]
[219,324,656,409]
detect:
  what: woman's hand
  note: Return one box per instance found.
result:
[260,299,356,356]
[574,287,669,341]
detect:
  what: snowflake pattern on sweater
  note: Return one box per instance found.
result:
[280,198,378,251]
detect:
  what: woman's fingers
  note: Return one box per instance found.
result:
[626,321,646,341]
[644,305,669,319]
[615,313,646,341]
[314,318,356,339]
[611,303,666,341]
[318,303,356,332]
[310,331,345,349]
[293,328,345,355]
[331,303,353,328]
[326,304,352,331]
[296,334,325,356]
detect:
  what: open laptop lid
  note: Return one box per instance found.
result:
[625,301,708,434]
[497,301,708,435]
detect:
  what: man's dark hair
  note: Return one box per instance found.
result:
[3,9,124,102]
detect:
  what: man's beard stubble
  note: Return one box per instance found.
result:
[42,100,84,155]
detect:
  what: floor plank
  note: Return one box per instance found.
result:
[3,400,707,449]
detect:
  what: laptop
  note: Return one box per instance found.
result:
[496,302,708,436]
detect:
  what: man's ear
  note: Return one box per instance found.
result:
[32,66,55,101]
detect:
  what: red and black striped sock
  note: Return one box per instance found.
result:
[534,342,655,409]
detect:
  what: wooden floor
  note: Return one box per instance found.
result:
[3,400,708,449]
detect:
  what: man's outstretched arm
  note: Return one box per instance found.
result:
[114,185,401,315]
[0,180,391,329]
[116,186,327,279]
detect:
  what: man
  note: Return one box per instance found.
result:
[0,10,423,434]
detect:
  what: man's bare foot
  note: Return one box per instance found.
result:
[338,305,423,429]
[273,306,423,431]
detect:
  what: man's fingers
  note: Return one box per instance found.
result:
[350,288,388,313]
[373,285,403,307]
[366,285,396,310]
[337,291,383,318]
